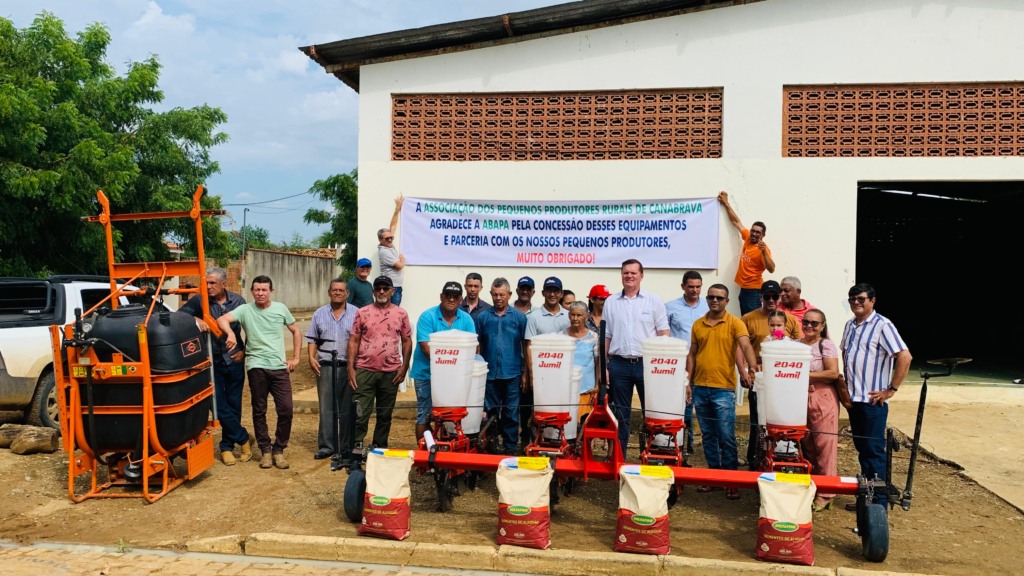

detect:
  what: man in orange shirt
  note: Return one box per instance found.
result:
[718,191,776,315]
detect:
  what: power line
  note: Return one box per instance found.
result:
[222,191,311,206]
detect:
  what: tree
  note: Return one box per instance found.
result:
[0,13,228,277]
[304,169,358,269]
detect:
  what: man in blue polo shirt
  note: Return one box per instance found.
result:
[475,277,529,454]
[841,282,912,508]
[410,281,476,441]
[665,270,708,454]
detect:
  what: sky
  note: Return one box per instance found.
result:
[3,1,564,246]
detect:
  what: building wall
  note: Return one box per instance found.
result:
[246,250,339,312]
[353,0,1024,327]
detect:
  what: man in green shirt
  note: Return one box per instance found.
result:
[220,275,302,470]
[348,258,374,308]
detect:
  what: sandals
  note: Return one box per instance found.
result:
[726,488,741,500]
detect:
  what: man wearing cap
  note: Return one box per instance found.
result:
[779,276,815,323]
[740,279,801,469]
[348,258,374,308]
[687,284,758,498]
[665,270,709,454]
[410,281,477,441]
[604,259,670,458]
[459,272,492,320]
[718,191,776,315]
[347,276,413,450]
[514,276,535,315]
[522,276,571,448]
[378,196,406,305]
[475,277,529,454]
[305,278,358,461]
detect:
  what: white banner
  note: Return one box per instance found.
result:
[401,197,719,269]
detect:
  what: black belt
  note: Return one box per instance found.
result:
[611,355,643,363]
[321,360,347,367]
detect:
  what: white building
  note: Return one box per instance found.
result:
[303,0,1024,368]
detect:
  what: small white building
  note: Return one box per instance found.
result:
[303,0,1024,368]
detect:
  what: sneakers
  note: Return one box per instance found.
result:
[272,452,290,469]
[221,450,237,466]
[260,453,273,469]
[239,437,254,463]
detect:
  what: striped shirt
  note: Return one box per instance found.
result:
[841,311,908,403]
[305,303,358,363]
[604,288,669,357]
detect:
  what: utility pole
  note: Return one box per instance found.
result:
[240,207,249,292]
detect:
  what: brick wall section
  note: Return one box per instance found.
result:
[784,82,1024,157]
[392,88,724,161]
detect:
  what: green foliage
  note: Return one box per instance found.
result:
[0,12,228,276]
[304,169,357,269]
[277,231,312,251]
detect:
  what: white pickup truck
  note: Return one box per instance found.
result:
[0,276,162,429]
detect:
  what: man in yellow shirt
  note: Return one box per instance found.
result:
[686,284,758,499]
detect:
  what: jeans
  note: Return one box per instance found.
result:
[213,361,249,452]
[683,398,694,449]
[414,379,432,425]
[248,368,293,454]
[609,356,646,458]
[848,401,889,501]
[738,288,761,316]
[485,376,521,453]
[390,286,403,306]
[693,385,737,470]
[353,369,400,448]
[519,387,533,448]
[316,362,352,454]
[746,390,759,469]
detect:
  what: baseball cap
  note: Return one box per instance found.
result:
[373,276,394,289]
[542,276,562,291]
[442,281,463,295]
[588,284,611,299]
[760,280,781,294]
[517,276,535,288]
[356,258,372,268]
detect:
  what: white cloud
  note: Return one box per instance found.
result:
[125,1,195,40]
[302,87,358,122]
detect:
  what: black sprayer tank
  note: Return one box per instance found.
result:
[89,305,207,371]
[80,304,212,451]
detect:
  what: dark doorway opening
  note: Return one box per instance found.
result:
[857,181,1024,379]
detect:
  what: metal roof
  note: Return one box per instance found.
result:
[299,0,757,92]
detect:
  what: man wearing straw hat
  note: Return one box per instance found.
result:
[410,281,476,441]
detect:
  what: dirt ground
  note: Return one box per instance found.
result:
[1,360,1022,576]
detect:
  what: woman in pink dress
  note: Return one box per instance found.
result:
[799,308,840,511]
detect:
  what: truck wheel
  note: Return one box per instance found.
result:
[26,372,59,431]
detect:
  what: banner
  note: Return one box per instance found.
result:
[401,197,719,269]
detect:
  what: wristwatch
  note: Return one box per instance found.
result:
[887,384,899,393]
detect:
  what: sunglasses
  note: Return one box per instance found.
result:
[848,296,869,304]
[801,319,823,328]
[762,293,780,301]
[706,295,726,302]
[374,286,392,292]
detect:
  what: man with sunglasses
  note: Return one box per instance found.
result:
[740,280,801,469]
[687,284,758,499]
[377,196,406,305]
[718,191,776,315]
[840,283,912,508]
[347,276,412,451]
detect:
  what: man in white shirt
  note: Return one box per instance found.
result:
[604,259,669,458]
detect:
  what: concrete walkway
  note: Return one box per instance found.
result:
[887,378,1024,512]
